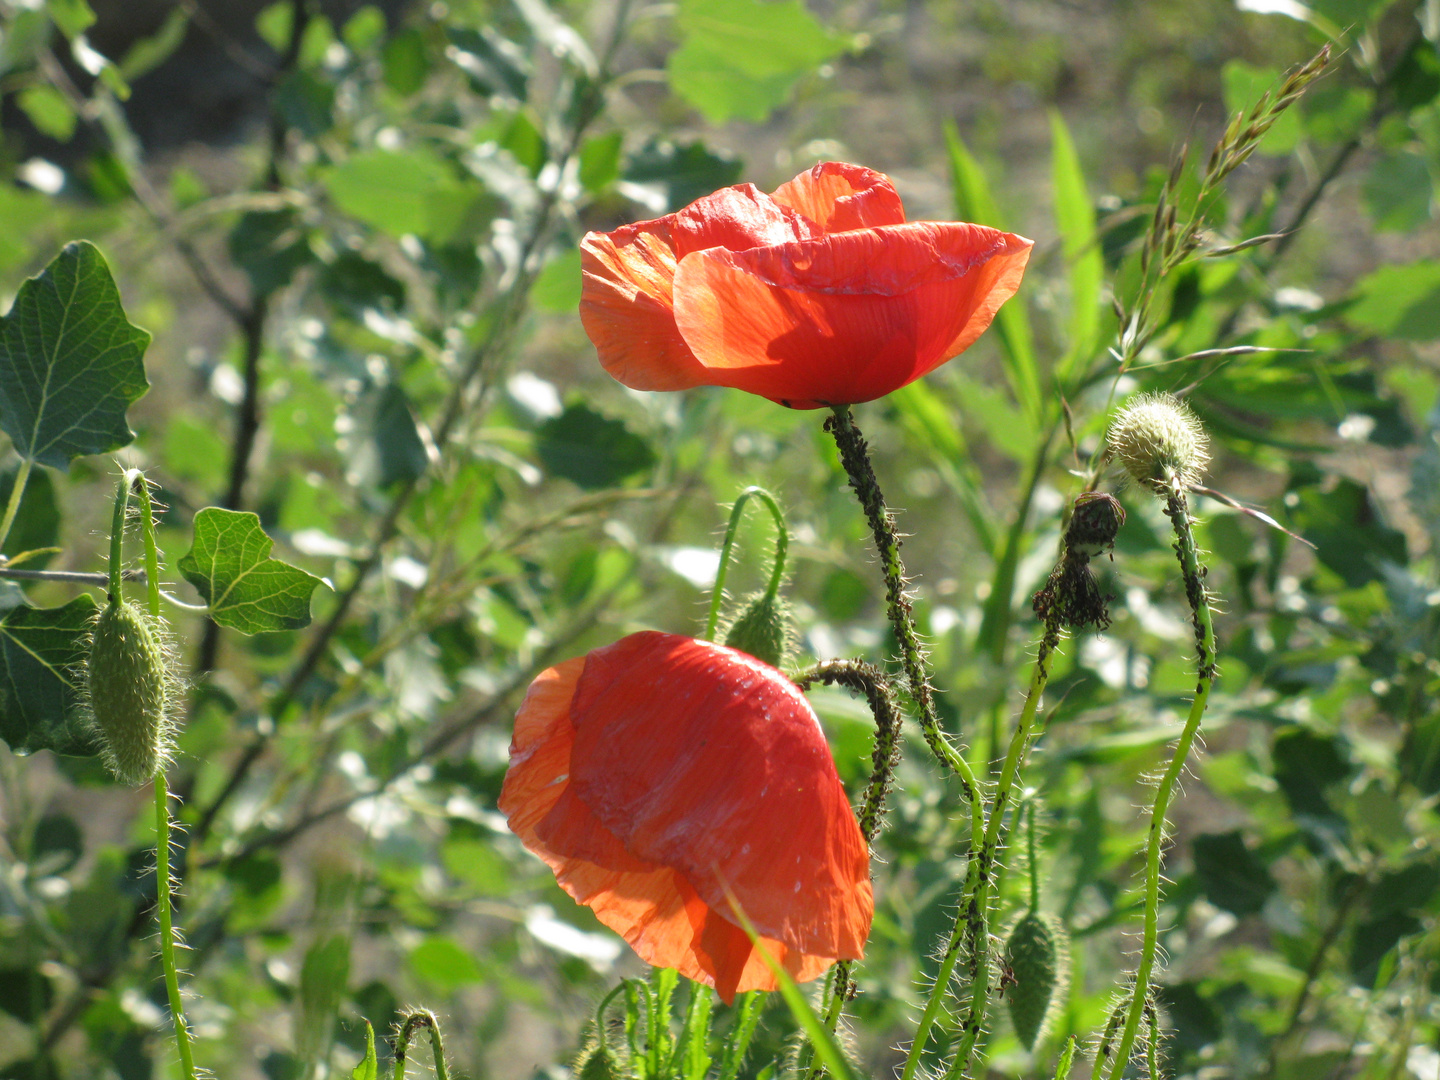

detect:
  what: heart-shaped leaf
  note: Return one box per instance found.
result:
[177,508,326,634]
[0,594,100,756]
[0,242,151,469]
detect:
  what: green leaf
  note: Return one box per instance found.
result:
[228,209,313,298]
[579,131,623,192]
[0,242,151,469]
[17,85,77,141]
[536,402,656,489]
[1049,110,1103,383]
[0,464,59,569]
[1364,150,1432,233]
[624,139,742,212]
[446,26,529,100]
[351,1021,378,1080]
[324,149,477,243]
[381,27,429,95]
[177,508,326,634]
[299,935,351,1062]
[1346,260,1440,340]
[944,123,1041,427]
[1191,830,1276,916]
[531,249,582,313]
[1272,726,1352,819]
[45,0,94,39]
[408,936,483,994]
[667,0,844,124]
[0,594,99,757]
[118,6,189,81]
[352,383,430,489]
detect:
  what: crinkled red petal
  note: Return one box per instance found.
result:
[670,221,1033,408]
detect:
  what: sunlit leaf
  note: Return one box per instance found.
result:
[667,0,844,124]
[177,508,326,634]
[0,242,150,469]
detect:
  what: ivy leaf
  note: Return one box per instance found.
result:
[0,594,100,756]
[0,241,151,469]
[177,508,326,634]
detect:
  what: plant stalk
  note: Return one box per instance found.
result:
[1101,475,1216,1079]
[0,457,32,556]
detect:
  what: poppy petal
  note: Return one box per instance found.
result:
[566,633,872,959]
[770,161,907,232]
[670,221,1034,408]
[499,633,872,1003]
[579,186,822,393]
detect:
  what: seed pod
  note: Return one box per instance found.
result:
[722,591,793,669]
[1105,392,1210,494]
[87,599,174,786]
[1004,910,1069,1051]
[575,1041,625,1080]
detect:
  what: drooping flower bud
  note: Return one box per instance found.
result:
[722,590,794,669]
[1105,392,1210,493]
[1004,910,1070,1051]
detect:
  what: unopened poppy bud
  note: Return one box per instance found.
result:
[86,598,177,786]
[575,1042,624,1080]
[1105,392,1209,493]
[722,590,793,668]
[1004,910,1069,1051]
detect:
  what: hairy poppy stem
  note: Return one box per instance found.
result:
[823,407,979,803]
[945,620,1061,1080]
[705,486,789,641]
[794,659,902,1076]
[394,1009,449,1080]
[1101,474,1215,1080]
[121,470,198,1080]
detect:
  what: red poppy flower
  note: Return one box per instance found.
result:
[498,631,872,1003]
[580,161,1033,409]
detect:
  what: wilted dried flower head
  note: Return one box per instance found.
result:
[1105,392,1209,494]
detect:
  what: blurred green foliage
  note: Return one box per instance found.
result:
[0,0,1438,1079]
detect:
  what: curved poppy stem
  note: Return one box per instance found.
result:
[394,1009,449,1080]
[823,407,979,804]
[704,486,790,641]
[794,659,903,1078]
[1100,474,1215,1080]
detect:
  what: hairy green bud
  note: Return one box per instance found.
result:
[575,1041,626,1080]
[1106,392,1210,493]
[1004,910,1070,1051]
[722,591,793,669]
[87,599,175,786]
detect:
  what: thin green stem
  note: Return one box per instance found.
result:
[1027,801,1040,913]
[107,476,131,598]
[794,660,901,1078]
[947,626,1062,1080]
[133,467,195,1080]
[154,774,198,1080]
[1102,477,1216,1080]
[0,456,32,556]
[130,471,162,619]
[704,486,789,640]
[824,406,980,803]
[394,1010,448,1080]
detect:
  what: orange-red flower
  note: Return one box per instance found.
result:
[498,631,872,1002]
[580,161,1033,409]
